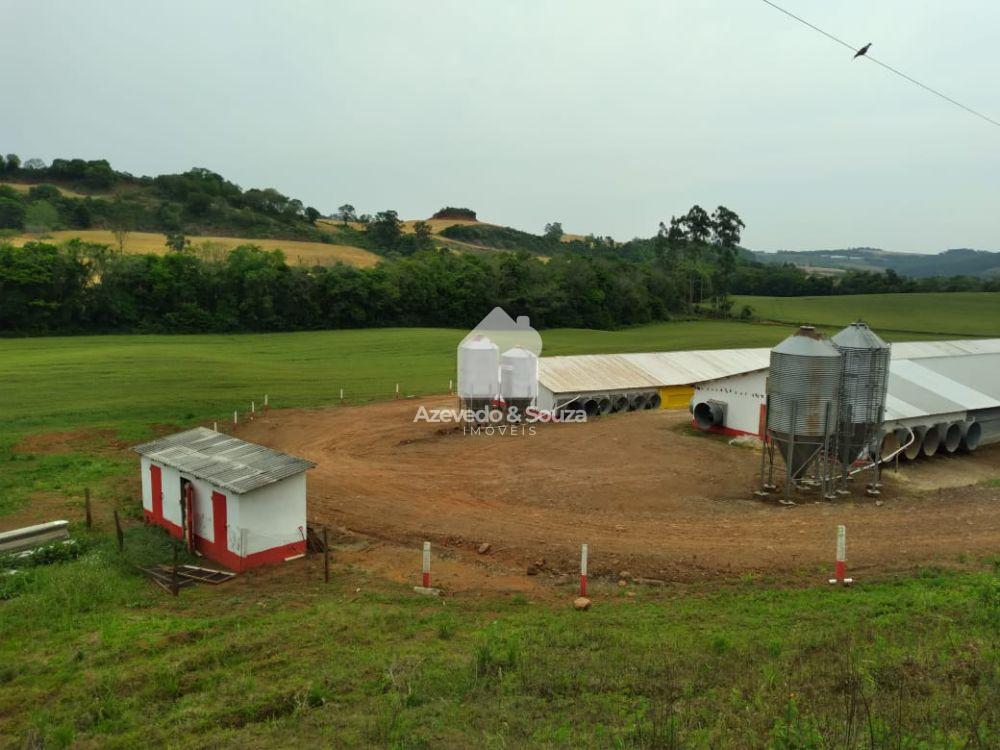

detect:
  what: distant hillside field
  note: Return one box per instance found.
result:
[734,292,1000,337]
[7,230,381,267]
[755,247,1000,279]
[0,181,96,200]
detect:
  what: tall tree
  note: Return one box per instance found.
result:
[366,210,403,251]
[338,204,357,226]
[711,205,745,248]
[412,220,433,251]
[107,197,137,253]
[680,205,712,245]
[544,222,563,243]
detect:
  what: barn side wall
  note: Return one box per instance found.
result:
[140,456,152,512]
[692,370,768,436]
[237,473,307,557]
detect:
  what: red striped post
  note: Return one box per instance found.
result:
[828,525,853,585]
[422,541,431,588]
[580,543,588,596]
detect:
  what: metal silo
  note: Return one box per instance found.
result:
[762,326,843,502]
[458,335,500,418]
[499,346,538,420]
[832,321,890,462]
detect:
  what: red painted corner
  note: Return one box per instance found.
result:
[143,507,305,572]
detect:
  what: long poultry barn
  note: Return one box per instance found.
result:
[537,337,1000,455]
[133,428,315,571]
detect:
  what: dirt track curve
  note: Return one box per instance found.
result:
[239,397,1000,587]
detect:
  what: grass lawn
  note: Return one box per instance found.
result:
[1,528,996,748]
[733,292,1000,337]
[1,315,998,747]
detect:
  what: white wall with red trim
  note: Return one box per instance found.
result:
[139,455,306,570]
[237,474,307,556]
[691,370,768,437]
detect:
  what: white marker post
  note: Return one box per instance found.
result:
[828,525,853,585]
[580,543,588,597]
[422,541,431,588]
[413,541,439,595]
[395,383,400,400]
[340,388,344,404]
[213,422,218,432]
[233,410,238,426]
[251,400,255,415]
[449,379,453,395]
[264,394,269,413]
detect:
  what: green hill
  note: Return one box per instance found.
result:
[754,247,1000,279]
[0,159,338,244]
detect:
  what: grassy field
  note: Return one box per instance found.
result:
[1,316,998,747]
[0,318,945,437]
[2,531,995,748]
[735,292,1000,337]
[6,230,381,268]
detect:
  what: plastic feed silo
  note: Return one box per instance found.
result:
[832,321,890,461]
[766,326,843,479]
[458,335,500,414]
[499,346,538,418]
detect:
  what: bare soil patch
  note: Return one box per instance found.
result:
[237,398,1000,587]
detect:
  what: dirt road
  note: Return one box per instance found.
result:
[239,397,1000,587]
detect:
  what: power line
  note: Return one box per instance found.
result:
[759,0,1000,130]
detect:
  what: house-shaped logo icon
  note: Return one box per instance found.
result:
[456,307,541,414]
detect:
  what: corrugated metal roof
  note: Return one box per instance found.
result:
[538,348,772,392]
[537,354,664,392]
[909,353,1000,399]
[892,339,1000,359]
[539,339,1000,394]
[133,428,315,495]
[539,338,1000,425]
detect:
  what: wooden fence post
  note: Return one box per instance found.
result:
[323,527,330,583]
[84,488,92,529]
[113,510,124,552]
[171,544,180,597]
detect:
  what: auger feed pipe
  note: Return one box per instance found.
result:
[848,426,916,477]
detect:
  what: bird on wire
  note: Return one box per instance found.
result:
[758,0,1000,130]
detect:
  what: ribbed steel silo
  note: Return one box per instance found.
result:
[458,335,500,418]
[499,346,538,421]
[832,321,890,469]
[764,326,843,501]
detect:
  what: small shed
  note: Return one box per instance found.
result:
[133,428,315,571]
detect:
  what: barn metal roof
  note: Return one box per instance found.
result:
[538,338,1000,394]
[538,348,772,392]
[133,428,315,495]
[881,353,1000,422]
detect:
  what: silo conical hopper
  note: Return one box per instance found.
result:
[766,326,843,481]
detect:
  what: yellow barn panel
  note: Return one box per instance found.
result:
[659,385,694,409]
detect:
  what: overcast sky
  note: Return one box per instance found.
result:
[3,1,998,252]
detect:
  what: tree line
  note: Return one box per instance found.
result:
[0,240,691,334]
[5,235,992,336]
